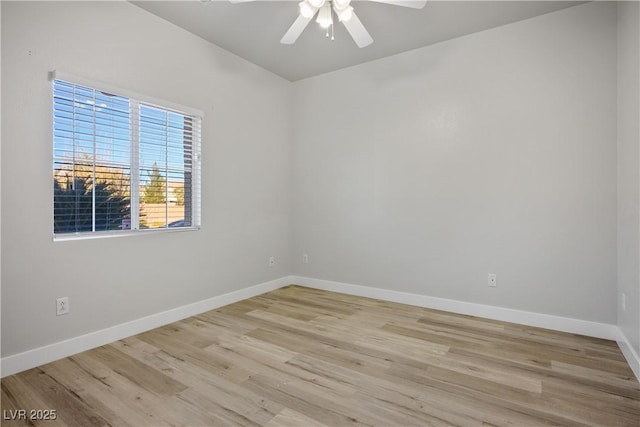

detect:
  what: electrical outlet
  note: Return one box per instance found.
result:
[268,256,275,267]
[302,254,309,264]
[488,274,497,287]
[56,297,70,316]
[622,293,627,312]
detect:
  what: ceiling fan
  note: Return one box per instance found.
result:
[230,0,427,48]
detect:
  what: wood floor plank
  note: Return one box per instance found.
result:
[89,345,188,397]
[1,374,73,427]
[114,338,287,426]
[9,368,112,427]
[2,285,638,426]
[63,352,171,425]
[263,408,330,427]
[287,353,505,426]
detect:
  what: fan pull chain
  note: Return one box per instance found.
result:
[325,23,334,40]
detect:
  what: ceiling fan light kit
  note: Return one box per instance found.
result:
[337,6,354,22]
[301,0,354,24]
[316,2,334,29]
[334,0,351,8]
[231,0,427,48]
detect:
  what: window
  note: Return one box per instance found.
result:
[52,72,202,238]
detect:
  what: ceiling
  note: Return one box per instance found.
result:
[132,0,586,81]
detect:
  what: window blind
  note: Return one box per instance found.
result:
[52,76,202,237]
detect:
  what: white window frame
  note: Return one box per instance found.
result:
[51,71,203,241]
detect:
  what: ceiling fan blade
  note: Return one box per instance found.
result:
[342,13,373,48]
[367,0,427,9]
[280,10,317,45]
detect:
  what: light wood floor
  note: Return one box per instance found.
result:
[2,285,639,426]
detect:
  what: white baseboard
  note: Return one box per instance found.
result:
[296,276,640,381]
[0,276,294,378]
[4,274,638,383]
[293,276,620,340]
[617,331,640,382]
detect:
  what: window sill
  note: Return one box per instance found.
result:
[53,226,200,242]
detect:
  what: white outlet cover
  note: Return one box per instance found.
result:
[56,297,70,316]
[488,274,497,287]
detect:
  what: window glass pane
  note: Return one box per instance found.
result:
[53,80,131,234]
[52,77,200,236]
[139,104,193,229]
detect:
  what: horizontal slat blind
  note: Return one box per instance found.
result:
[138,104,196,229]
[53,80,132,233]
[52,77,202,237]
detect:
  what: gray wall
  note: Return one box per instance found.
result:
[291,1,618,323]
[617,1,640,356]
[1,1,292,357]
[1,1,633,361]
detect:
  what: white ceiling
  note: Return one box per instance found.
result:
[132,0,586,81]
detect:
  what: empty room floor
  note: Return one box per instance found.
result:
[1,285,639,426]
